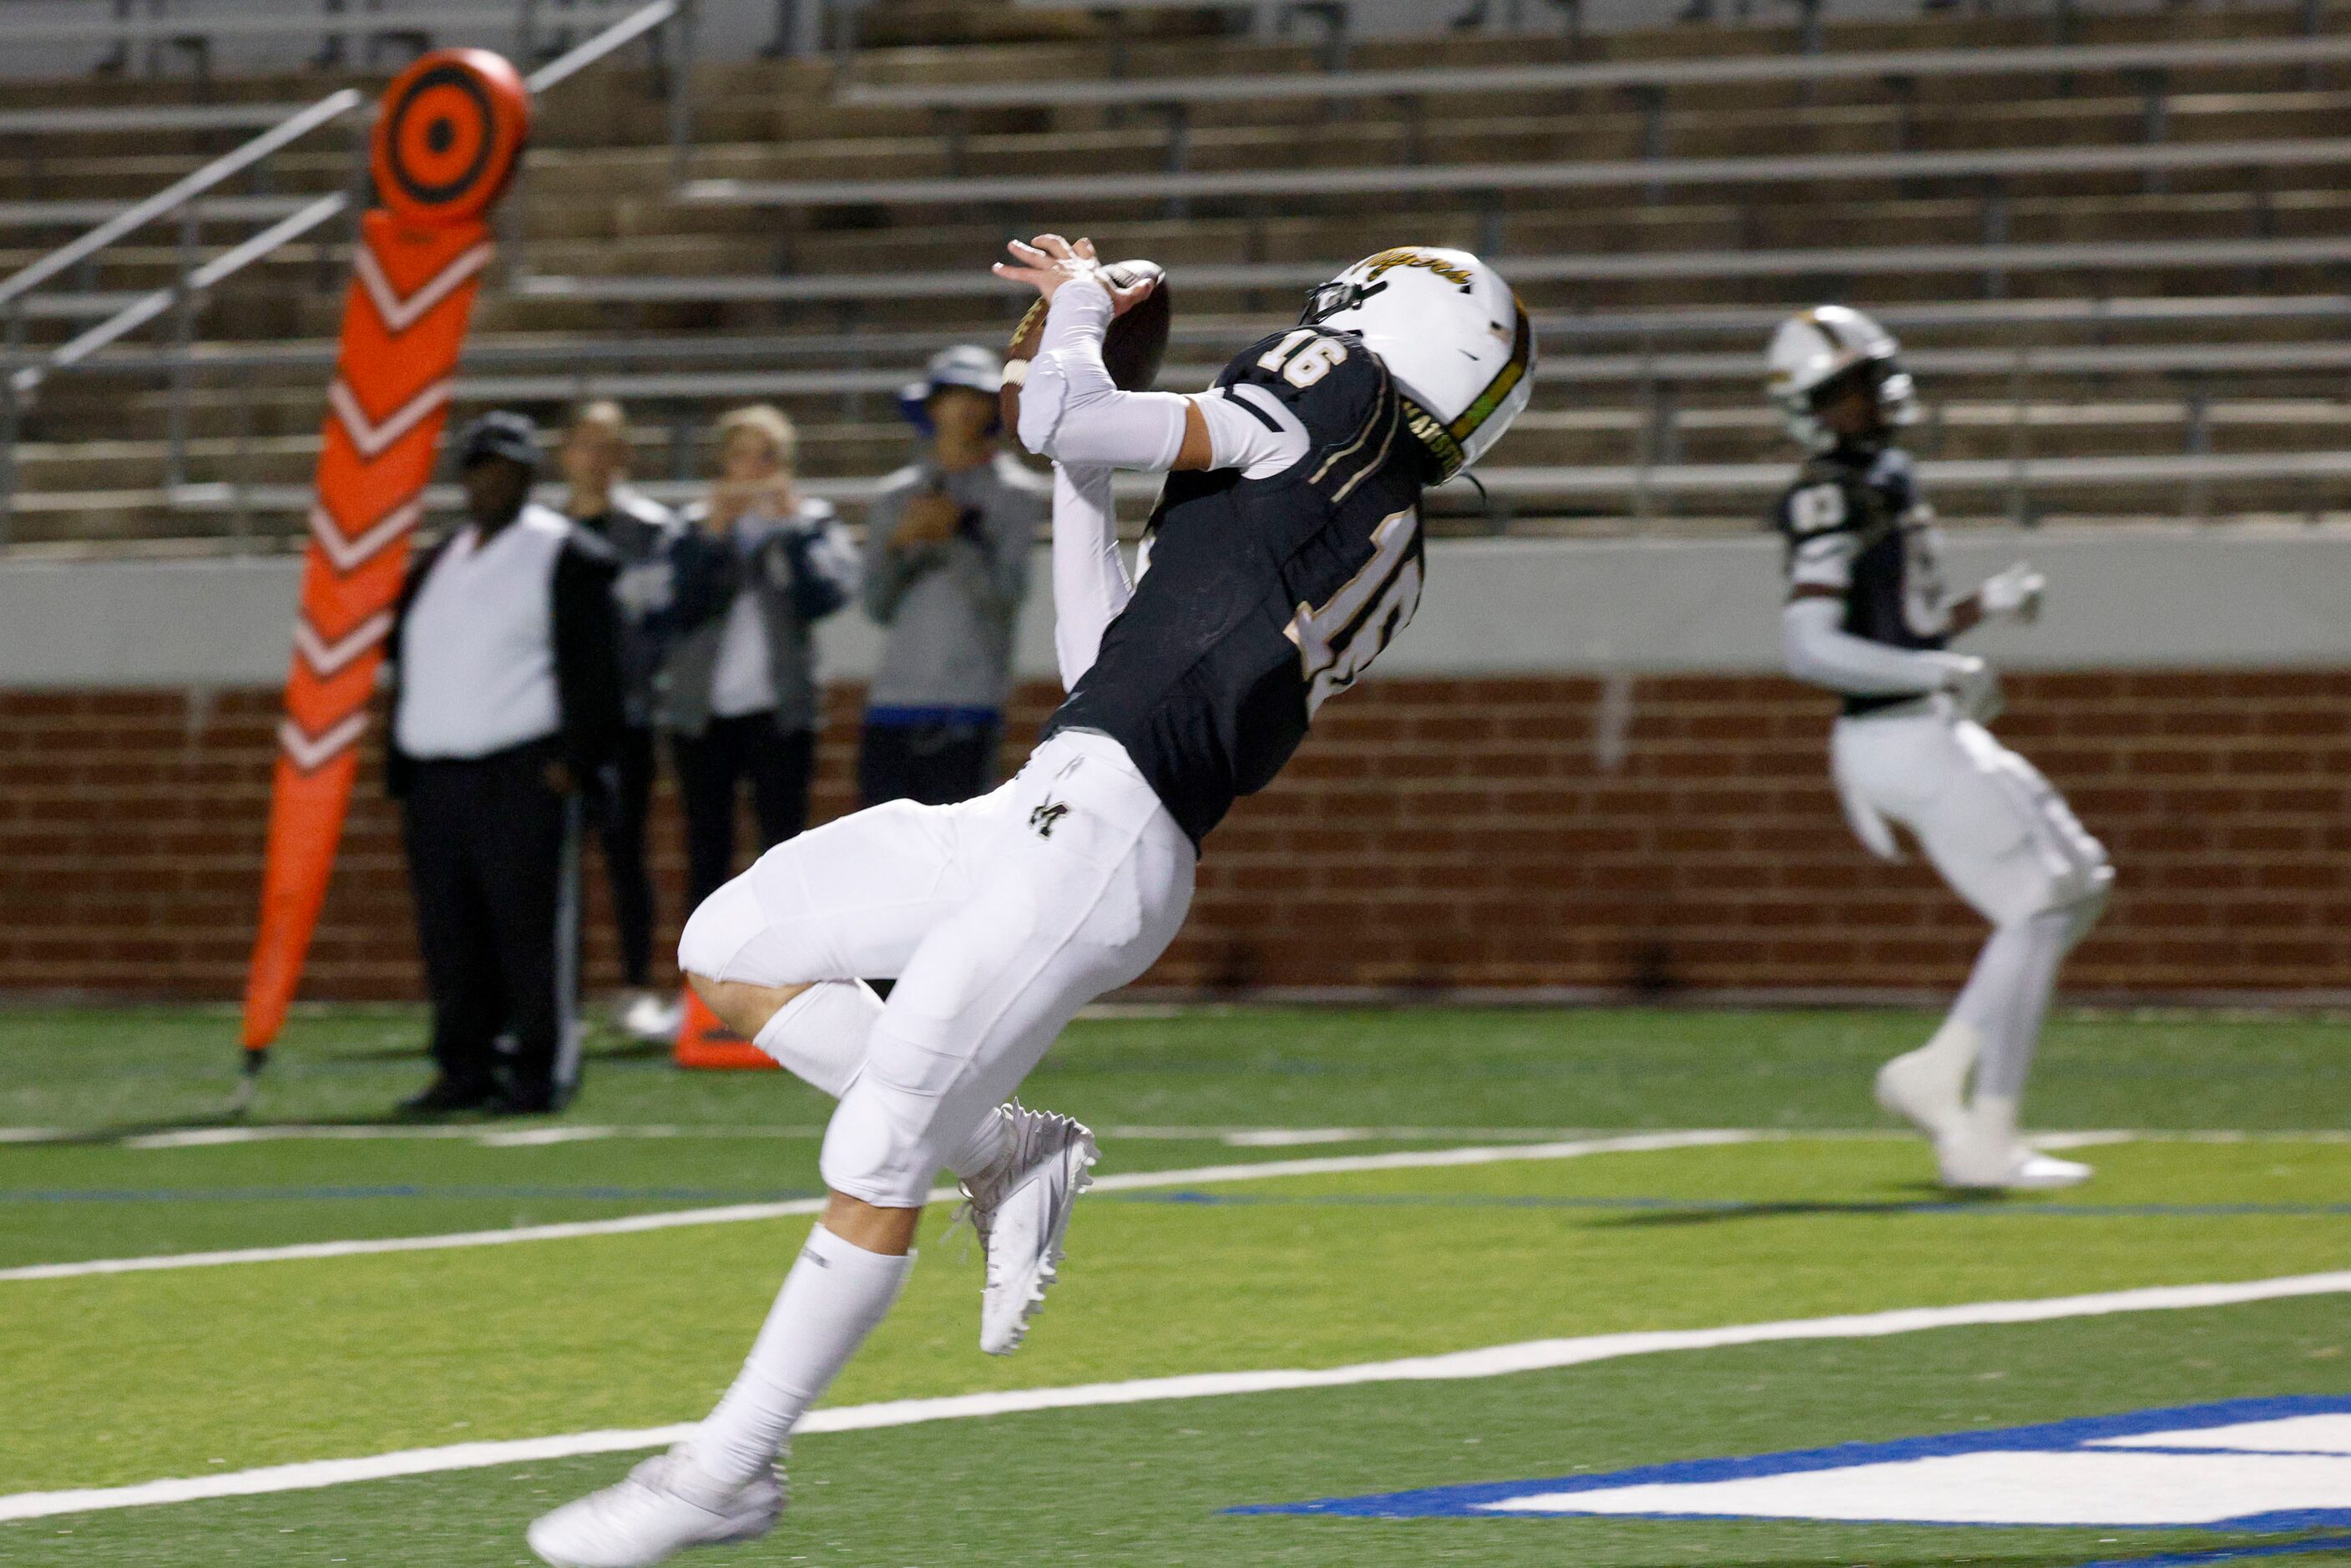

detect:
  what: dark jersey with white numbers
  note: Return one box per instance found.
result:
[1772,444,1952,717]
[1044,327,1432,848]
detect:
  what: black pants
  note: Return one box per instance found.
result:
[599,724,658,989]
[672,714,814,910]
[401,743,583,1104]
[857,718,999,808]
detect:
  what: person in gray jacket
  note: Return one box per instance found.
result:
[662,403,860,908]
[858,346,1048,807]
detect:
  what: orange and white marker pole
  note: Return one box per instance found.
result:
[238,51,531,1091]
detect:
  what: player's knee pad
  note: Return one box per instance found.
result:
[2058,861,2115,948]
[820,1067,948,1208]
[676,873,765,982]
[819,994,993,1202]
[1993,855,2111,948]
[2040,827,2113,926]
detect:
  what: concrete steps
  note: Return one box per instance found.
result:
[12,3,2351,544]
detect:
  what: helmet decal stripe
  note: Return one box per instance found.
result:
[1446,301,1534,446]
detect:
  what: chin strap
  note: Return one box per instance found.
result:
[1462,469,1495,520]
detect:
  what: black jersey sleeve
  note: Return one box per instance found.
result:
[1219,328,1396,457]
[1774,461,1870,595]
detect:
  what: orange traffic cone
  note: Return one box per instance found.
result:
[673,987,778,1070]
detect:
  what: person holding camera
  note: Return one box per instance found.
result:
[858,346,1047,807]
[662,404,860,910]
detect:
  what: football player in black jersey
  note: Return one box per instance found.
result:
[527,238,1532,1566]
[1770,305,2114,1194]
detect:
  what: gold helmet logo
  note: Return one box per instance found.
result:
[1356,247,1475,293]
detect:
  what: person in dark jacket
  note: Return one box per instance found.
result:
[662,403,860,910]
[561,401,730,1042]
[387,411,624,1115]
[859,346,1045,807]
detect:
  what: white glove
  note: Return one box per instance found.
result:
[1939,653,2004,724]
[1977,561,2045,624]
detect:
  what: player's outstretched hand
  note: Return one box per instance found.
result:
[1978,562,2046,624]
[993,234,1160,317]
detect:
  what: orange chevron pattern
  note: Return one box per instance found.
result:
[241,48,529,1054]
[240,212,494,1051]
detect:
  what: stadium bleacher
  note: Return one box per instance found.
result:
[3,0,2351,549]
[5,23,2351,1537]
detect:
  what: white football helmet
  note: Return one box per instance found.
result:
[1767,305,1919,452]
[1302,246,1534,482]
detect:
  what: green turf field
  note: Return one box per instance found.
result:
[3,1004,2348,1566]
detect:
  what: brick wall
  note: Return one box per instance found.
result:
[2,671,2346,1001]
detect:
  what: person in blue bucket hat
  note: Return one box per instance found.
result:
[857,345,1049,807]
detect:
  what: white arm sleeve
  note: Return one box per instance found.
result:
[1194,383,1311,480]
[1050,461,1131,690]
[1782,596,1967,697]
[1017,284,1190,470]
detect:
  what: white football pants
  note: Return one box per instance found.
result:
[676,729,1196,1207]
[1831,700,2113,928]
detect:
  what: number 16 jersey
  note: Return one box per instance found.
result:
[1044,327,1433,849]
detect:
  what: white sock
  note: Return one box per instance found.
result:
[1908,1017,1981,1088]
[947,1105,1014,1188]
[689,1224,913,1486]
[755,983,1014,1183]
[1966,1092,2022,1154]
[1972,907,2076,1102]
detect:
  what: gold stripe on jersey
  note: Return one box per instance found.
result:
[1330,395,1401,506]
[1308,352,1393,490]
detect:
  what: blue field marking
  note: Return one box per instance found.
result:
[1233,1394,2351,1527]
[1110,1191,2351,1220]
[2078,1536,2351,1566]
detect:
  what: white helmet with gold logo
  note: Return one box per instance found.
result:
[1767,305,1919,451]
[1303,246,1535,482]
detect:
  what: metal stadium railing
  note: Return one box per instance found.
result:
[0,0,690,543]
[6,3,2351,548]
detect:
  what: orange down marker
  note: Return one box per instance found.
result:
[240,51,531,1060]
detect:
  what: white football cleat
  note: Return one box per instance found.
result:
[960,1103,1098,1357]
[1874,1044,1969,1146]
[528,1446,783,1568]
[1936,1138,2093,1193]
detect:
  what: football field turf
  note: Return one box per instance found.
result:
[3,1004,2348,1566]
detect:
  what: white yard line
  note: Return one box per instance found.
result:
[15,1123,1706,1149]
[6,1267,2348,1525]
[9,1124,2346,1151]
[0,1131,1760,1283]
[21,1122,1771,1150]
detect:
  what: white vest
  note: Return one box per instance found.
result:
[393,504,570,760]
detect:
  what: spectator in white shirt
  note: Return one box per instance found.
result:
[660,404,860,911]
[385,411,623,1115]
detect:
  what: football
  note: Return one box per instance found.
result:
[999,258,1171,433]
